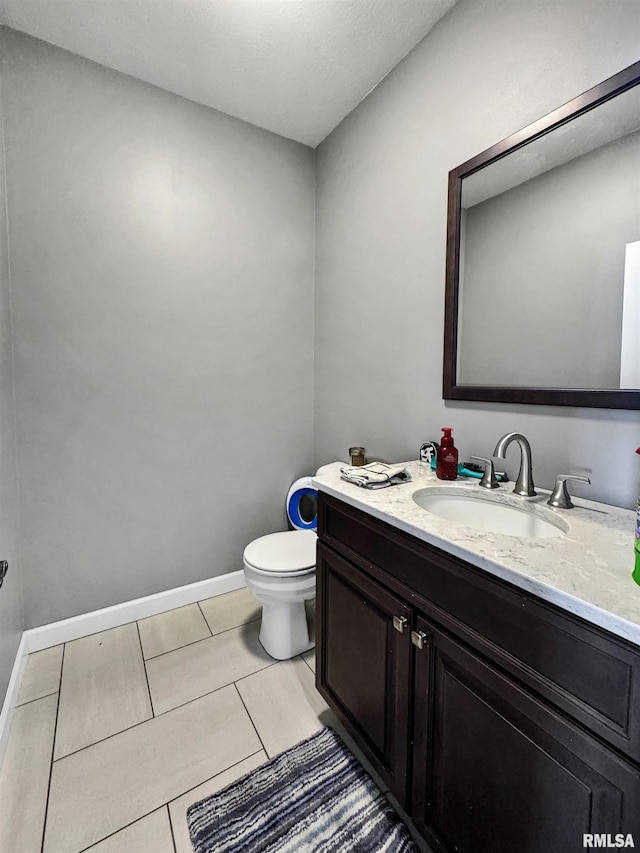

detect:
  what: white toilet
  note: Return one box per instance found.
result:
[243,464,340,660]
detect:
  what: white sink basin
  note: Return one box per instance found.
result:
[412,489,567,538]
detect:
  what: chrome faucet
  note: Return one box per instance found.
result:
[493,433,536,497]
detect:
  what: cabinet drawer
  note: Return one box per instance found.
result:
[319,492,640,761]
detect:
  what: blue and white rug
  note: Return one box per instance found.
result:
[186,726,418,853]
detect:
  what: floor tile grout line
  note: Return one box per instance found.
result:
[143,617,262,663]
[234,682,271,759]
[167,749,265,808]
[135,620,155,718]
[39,642,66,853]
[77,806,166,853]
[150,658,279,719]
[299,652,315,675]
[196,599,215,638]
[167,804,179,853]
[50,665,278,764]
[166,803,177,853]
[140,602,213,662]
[51,706,156,764]
[51,706,155,764]
[230,658,279,688]
[15,689,59,709]
[76,752,265,853]
[55,644,64,693]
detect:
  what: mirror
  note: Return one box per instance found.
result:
[443,61,640,409]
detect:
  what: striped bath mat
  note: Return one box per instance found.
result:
[186,727,417,853]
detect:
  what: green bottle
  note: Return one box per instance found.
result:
[634,449,640,587]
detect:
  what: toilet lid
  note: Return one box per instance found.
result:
[244,530,317,573]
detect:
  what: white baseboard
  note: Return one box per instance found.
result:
[0,633,28,768]
[0,571,247,766]
[25,570,247,652]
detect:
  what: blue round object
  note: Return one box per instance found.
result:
[287,487,318,530]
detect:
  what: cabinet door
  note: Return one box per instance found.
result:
[412,616,640,853]
[316,543,412,804]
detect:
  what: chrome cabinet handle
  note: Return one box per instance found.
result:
[411,630,429,649]
[393,616,408,633]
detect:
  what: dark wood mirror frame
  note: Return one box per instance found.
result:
[443,61,640,410]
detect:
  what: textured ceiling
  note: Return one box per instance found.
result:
[0,0,456,147]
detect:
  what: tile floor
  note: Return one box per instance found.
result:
[0,587,428,853]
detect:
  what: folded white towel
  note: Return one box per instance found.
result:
[340,462,411,490]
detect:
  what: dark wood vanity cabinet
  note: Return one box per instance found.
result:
[412,616,639,852]
[316,492,640,853]
[316,543,411,802]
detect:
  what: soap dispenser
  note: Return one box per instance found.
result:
[437,428,458,481]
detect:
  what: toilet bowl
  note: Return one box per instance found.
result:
[243,463,341,660]
[244,531,316,660]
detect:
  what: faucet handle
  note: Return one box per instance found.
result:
[470,456,500,490]
[547,475,591,509]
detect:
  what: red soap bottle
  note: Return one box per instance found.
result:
[436,428,458,481]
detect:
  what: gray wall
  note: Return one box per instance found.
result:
[1,29,315,628]
[315,0,640,509]
[460,130,640,388]
[1,0,640,662]
[0,58,23,699]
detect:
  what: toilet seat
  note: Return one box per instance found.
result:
[244,562,314,578]
[243,530,316,575]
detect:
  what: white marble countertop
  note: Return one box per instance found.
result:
[312,461,640,647]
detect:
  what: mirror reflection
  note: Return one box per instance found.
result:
[452,70,640,398]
